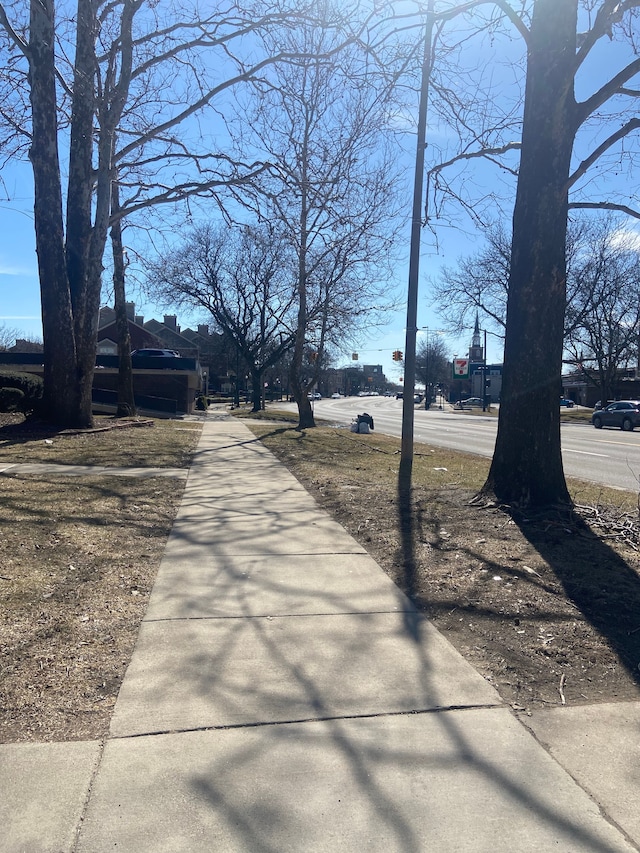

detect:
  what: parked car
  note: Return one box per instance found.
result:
[307,392,321,400]
[560,398,575,407]
[330,392,342,399]
[461,397,483,407]
[131,348,180,358]
[591,401,640,431]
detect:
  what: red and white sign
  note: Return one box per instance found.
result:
[453,358,470,378]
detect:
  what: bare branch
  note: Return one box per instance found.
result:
[0,3,29,57]
[427,141,522,181]
[478,0,529,42]
[115,163,272,221]
[577,56,640,124]
[116,45,356,165]
[575,0,640,68]
[569,201,640,221]
[567,117,640,189]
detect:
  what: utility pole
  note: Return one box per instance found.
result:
[400,0,436,482]
[482,328,488,412]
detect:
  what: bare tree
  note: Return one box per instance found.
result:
[234,22,403,428]
[486,1,640,505]
[110,181,136,417]
[0,0,356,427]
[430,214,631,348]
[431,222,511,341]
[418,0,640,506]
[148,222,298,413]
[0,325,23,350]
[416,335,450,406]
[565,219,640,403]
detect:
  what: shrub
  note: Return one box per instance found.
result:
[0,371,44,413]
[0,387,25,412]
[195,395,208,411]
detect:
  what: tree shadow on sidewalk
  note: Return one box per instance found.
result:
[397,461,423,641]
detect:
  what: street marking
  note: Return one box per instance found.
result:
[593,438,640,446]
[563,449,609,458]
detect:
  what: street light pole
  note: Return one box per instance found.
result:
[482,328,487,412]
[425,334,430,410]
[400,0,436,480]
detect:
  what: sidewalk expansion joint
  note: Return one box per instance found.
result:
[143,609,414,623]
[70,738,107,853]
[514,714,640,853]
[111,704,504,741]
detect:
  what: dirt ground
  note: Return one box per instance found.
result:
[0,413,198,743]
[251,422,640,712]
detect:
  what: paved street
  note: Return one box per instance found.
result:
[299,397,640,492]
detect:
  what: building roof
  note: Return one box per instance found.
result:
[97,319,165,351]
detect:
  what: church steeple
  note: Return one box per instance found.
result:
[469,313,484,362]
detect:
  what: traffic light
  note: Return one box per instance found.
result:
[392,350,403,361]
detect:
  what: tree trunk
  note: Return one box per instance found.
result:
[290,163,315,430]
[483,0,577,507]
[28,0,80,426]
[65,0,98,428]
[111,183,136,417]
[251,368,262,413]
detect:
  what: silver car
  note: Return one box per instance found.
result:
[591,401,640,431]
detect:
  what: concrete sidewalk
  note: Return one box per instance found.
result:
[2,413,639,852]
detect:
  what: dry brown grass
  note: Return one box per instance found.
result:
[3,406,639,742]
[0,415,202,743]
[0,415,201,467]
[247,422,640,710]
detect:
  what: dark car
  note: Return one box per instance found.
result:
[560,398,574,408]
[131,348,180,357]
[591,401,640,431]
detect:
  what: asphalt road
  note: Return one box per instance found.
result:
[289,396,640,493]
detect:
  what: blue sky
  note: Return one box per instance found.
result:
[0,2,512,385]
[0,162,42,338]
[0,178,487,383]
[0,133,485,387]
[3,3,638,384]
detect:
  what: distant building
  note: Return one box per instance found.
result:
[8,339,43,353]
[97,305,165,355]
[361,364,385,392]
[469,314,484,362]
[450,315,503,403]
[142,315,198,358]
[95,304,203,413]
[562,367,640,407]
